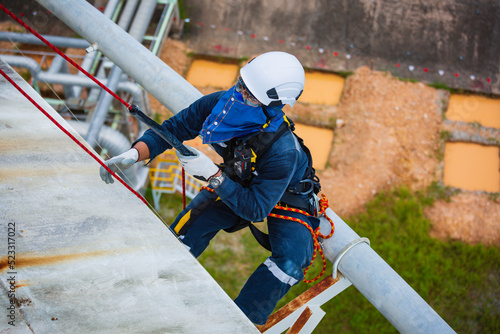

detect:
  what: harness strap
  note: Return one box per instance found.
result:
[221,218,272,251]
[249,224,272,251]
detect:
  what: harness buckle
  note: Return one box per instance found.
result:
[310,193,320,216]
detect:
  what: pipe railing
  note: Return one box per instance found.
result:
[0,31,90,49]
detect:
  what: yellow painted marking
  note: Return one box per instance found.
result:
[294,123,334,171]
[443,142,500,192]
[446,95,500,129]
[300,71,345,105]
[186,59,239,89]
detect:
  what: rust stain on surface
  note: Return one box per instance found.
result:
[286,306,313,334]
[15,280,31,289]
[257,275,338,332]
[0,251,112,272]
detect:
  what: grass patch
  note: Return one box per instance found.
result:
[143,186,187,223]
[398,77,419,83]
[336,70,354,78]
[298,187,499,333]
[148,186,500,333]
[426,81,464,94]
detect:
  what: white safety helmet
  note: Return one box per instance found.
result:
[240,51,305,107]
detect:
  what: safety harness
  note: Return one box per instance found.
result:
[222,117,320,208]
[195,113,336,283]
[217,115,322,251]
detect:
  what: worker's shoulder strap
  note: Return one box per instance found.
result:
[221,116,292,179]
[246,116,293,155]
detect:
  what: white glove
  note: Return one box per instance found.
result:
[176,146,219,181]
[99,148,139,184]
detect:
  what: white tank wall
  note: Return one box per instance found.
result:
[0,59,258,334]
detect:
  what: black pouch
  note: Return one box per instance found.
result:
[233,144,254,180]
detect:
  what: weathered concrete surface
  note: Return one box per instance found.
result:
[0,59,258,333]
[183,0,500,95]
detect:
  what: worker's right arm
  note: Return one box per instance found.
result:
[132,141,150,162]
[133,91,224,162]
[99,91,224,184]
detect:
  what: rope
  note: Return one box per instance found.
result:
[0,67,148,207]
[270,194,335,283]
[200,187,335,283]
[0,4,148,205]
[182,168,187,209]
[0,4,191,238]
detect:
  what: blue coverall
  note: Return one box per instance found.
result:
[136,91,319,325]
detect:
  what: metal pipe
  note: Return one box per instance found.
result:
[73,0,122,103]
[1,54,41,74]
[47,55,75,98]
[319,208,455,333]
[85,0,158,146]
[67,120,149,192]
[116,0,139,31]
[34,0,202,115]
[0,55,146,110]
[150,0,177,56]
[85,67,124,145]
[0,32,89,49]
[36,72,147,111]
[24,1,455,332]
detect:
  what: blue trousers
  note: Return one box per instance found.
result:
[171,189,318,325]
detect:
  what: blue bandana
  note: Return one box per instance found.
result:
[200,86,284,144]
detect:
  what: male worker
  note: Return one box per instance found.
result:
[99,51,321,325]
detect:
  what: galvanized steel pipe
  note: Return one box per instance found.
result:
[85,0,142,145]
[32,0,456,332]
[0,55,146,110]
[0,32,89,49]
[73,0,121,98]
[85,0,164,145]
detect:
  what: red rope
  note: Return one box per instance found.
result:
[0,4,153,206]
[182,168,187,209]
[0,3,130,109]
[0,4,195,208]
[0,67,149,207]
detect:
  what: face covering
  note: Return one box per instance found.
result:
[200,86,284,144]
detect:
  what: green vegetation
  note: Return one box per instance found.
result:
[426,81,464,94]
[19,70,32,82]
[440,130,451,142]
[397,77,419,84]
[147,184,500,333]
[336,70,354,78]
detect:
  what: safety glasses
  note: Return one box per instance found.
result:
[236,77,261,106]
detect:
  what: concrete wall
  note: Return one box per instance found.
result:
[183,0,500,95]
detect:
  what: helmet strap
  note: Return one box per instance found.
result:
[261,105,274,129]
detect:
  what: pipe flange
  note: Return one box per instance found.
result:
[332,237,370,279]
